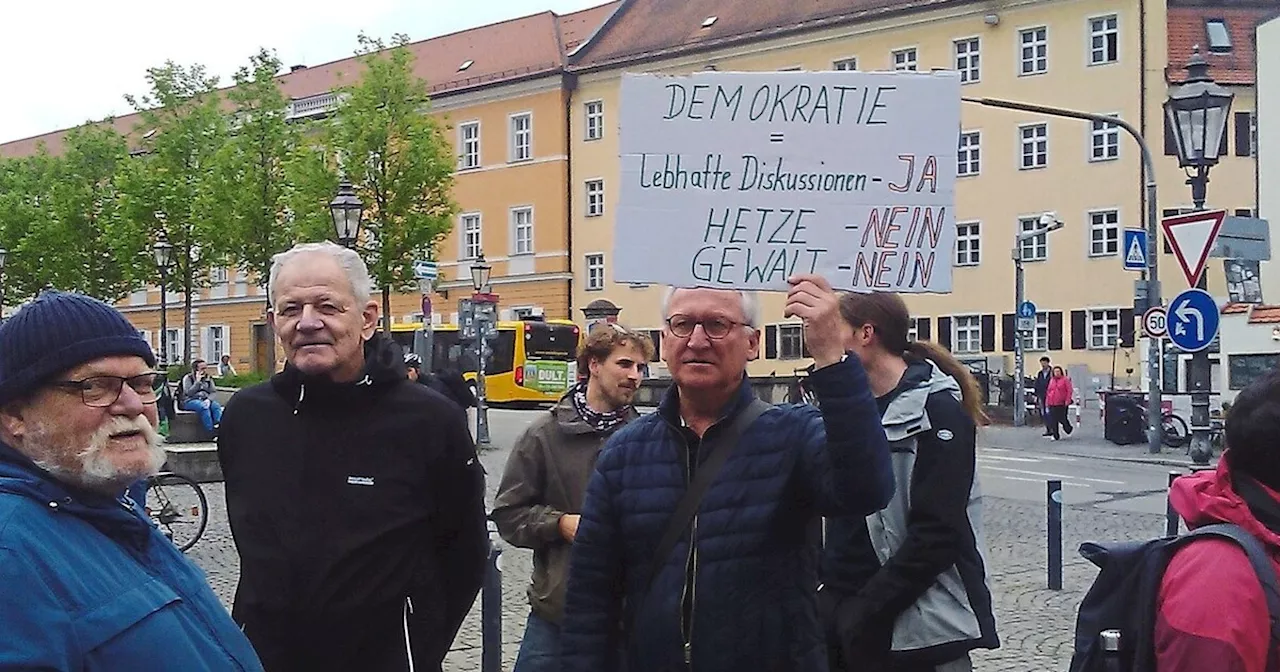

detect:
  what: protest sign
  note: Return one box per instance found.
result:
[614,70,960,293]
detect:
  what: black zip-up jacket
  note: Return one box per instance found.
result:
[217,334,488,672]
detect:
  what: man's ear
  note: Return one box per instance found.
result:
[0,400,29,444]
[361,300,380,340]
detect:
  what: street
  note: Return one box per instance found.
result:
[187,407,1191,671]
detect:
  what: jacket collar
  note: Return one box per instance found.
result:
[0,441,153,548]
[271,333,408,412]
[881,359,962,440]
[657,374,754,427]
[552,391,639,436]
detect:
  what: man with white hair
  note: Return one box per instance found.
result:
[0,291,262,670]
[560,275,895,672]
[218,242,488,672]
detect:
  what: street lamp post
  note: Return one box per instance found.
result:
[1012,214,1065,427]
[153,236,174,368]
[1165,46,1234,466]
[329,180,364,249]
[470,253,493,448]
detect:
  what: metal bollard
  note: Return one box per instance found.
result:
[483,521,504,672]
[1166,471,1181,537]
[1047,479,1063,591]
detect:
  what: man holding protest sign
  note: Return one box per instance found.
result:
[559,275,894,672]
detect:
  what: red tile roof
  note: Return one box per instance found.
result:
[1166,5,1272,85]
[1,2,619,159]
[1222,302,1253,314]
[1249,305,1280,324]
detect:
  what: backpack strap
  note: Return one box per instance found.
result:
[1184,523,1280,669]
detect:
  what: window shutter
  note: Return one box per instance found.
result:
[1048,312,1064,351]
[917,317,932,342]
[1120,308,1135,347]
[1001,314,1016,352]
[647,330,662,361]
[801,331,811,359]
[981,314,996,352]
[937,317,953,351]
[1070,311,1087,350]
[1235,112,1253,157]
[765,325,778,359]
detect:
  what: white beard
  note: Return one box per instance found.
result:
[30,415,165,495]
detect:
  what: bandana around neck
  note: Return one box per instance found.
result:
[571,380,630,433]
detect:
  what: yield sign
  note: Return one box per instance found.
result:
[1161,209,1227,287]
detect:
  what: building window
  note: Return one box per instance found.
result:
[1089,309,1120,349]
[1089,210,1120,256]
[209,267,228,284]
[165,329,182,365]
[956,221,981,266]
[510,113,532,162]
[1020,124,1048,169]
[779,324,804,359]
[1028,313,1051,352]
[1020,27,1048,75]
[892,48,917,71]
[1229,353,1279,390]
[1235,111,1254,157]
[1019,217,1048,261]
[205,326,226,364]
[833,57,858,71]
[954,38,980,83]
[1205,19,1232,53]
[907,318,920,342]
[461,213,482,260]
[585,101,604,141]
[585,179,605,217]
[954,316,982,354]
[1089,15,1119,65]
[459,121,480,170]
[512,207,534,256]
[1091,116,1120,161]
[585,254,605,291]
[958,131,981,176]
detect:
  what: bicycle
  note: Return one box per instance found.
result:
[143,471,209,553]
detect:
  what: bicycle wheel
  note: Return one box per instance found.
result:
[1162,413,1190,448]
[145,472,209,553]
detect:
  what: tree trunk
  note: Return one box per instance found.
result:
[382,285,391,334]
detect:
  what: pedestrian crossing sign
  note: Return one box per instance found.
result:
[1123,229,1147,271]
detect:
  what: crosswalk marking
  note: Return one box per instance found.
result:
[981,465,1125,485]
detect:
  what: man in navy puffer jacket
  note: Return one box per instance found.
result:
[561,275,894,672]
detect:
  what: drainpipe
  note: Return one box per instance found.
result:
[565,72,578,322]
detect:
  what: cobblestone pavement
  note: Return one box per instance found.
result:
[188,439,1168,671]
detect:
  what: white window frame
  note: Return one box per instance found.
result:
[954,37,981,83]
[164,328,184,366]
[892,47,918,71]
[778,323,805,360]
[1019,217,1048,261]
[585,179,605,217]
[209,267,228,284]
[1019,26,1048,76]
[1019,123,1048,170]
[1089,113,1121,162]
[585,253,605,291]
[1027,312,1051,352]
[459,120,480,170]
[1089,14,1119,65]
[460,213,482,260]
[954,315,982,354]
[956,221,981,266]
[907,318,920,342]
[584,101,604,141]
[833,57,858,71]
[958,131,981,176]
[509,112,532,162]
[1089,308,1121,349]
[511,206,534,256]
[1089,209,1120,257]
[203,325,229,364]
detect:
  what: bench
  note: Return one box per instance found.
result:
[167,410,214,444]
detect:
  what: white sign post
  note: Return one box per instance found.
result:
[614,71,961,293]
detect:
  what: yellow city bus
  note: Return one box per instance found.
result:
[390,318,583,405]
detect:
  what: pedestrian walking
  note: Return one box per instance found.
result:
[1045,366,1075,440]
[559,275,894,672]
[492,323,653,671]
[217,242,488,672]
[1035,357,1053,437]
[0,292,262,670]
[821,292,999,672]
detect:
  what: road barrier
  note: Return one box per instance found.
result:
[1047,479,1063,590]
[1166,471,1182,537]
[483,522,504,672]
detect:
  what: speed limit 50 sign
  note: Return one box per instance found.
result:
[1143,306,1168,338]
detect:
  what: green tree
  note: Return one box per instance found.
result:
[117,62,228,365]
[311,34,459,331]
[0,152,56,304]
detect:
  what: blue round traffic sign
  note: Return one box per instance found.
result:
[1167,288,1219,353]
[1018,301,1037,319]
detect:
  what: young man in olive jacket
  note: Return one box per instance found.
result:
[217,243,488,672]
[492,324,653,671]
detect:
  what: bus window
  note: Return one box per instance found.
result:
[450,331,515,375]
[524,322,578,360]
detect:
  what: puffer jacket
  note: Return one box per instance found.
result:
[821,359,999,668]
[560,357,894,672]
[491,392,638,624]
[1046,376,1074,407]
[0,441,262,671]
[1155,461,1280,672]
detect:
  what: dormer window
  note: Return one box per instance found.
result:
[458,59,474,72]
[1206,19,1232,53]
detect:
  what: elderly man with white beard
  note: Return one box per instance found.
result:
[0,292,263,671]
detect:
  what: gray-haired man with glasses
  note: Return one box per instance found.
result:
[0,291,262,670]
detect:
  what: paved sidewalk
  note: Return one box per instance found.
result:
[981,414,1218,470]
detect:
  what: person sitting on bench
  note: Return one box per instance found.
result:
[179,360,222,434]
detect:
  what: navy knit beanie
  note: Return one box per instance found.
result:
[0,291,156,406]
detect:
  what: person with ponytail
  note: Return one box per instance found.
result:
[819,292,999,672]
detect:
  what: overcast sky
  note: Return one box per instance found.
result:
[1,0,607,145]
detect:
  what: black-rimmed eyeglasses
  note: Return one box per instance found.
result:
[49,373,162,408]
[664,315,748,339]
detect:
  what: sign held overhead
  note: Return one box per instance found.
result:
[1161,209,1226,287]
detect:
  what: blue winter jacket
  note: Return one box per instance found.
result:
[560,357,894,672]
[0,442,263,671]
